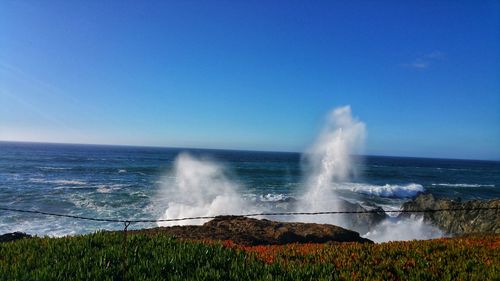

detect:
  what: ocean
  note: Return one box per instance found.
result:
[1,141,499,239]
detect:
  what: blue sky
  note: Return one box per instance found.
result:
[1,1,499,160]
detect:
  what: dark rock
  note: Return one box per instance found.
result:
[132,216,373,245]
[0,232,32,243]
[340,201,387,235]
[400,193,500,235]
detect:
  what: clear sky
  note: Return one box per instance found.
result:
[1,1,499,160]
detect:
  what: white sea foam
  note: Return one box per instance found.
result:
[69,195,107,213]
[29,179,87,185]
[0,217,77,237]
[96,184,125,193]
[338,182,424,198]
[432,183,495,188]
[39,166,71,170]
[53,180,87,185]
[118,169,127,173]
[259,193,290,202]
[28,178,49,183]
[96,187,113,193]
[363,216,444,242]
[130,191,148,198]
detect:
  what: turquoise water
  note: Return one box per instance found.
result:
[0,141,498,236]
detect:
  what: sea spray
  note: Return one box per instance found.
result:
[294,106,443,241]
[154,107,445,242]
[295,106,366,225]
[363,216,444,242]
[157,153,251,226]
[304,106,366,186]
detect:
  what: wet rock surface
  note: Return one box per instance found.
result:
[400,193,500,235]
[0,232,32,243]
[341,201,387,234]
[132,216,373,245]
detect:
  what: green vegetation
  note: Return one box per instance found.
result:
[0,232,498,280]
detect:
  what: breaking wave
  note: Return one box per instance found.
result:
[432,183,495,188]
[38,166,72,170]
[338,183,424,198]
[29,179,87,185]
[258,193,293,202]
[96,184,126,193]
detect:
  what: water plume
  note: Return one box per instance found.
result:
[295,106,442,242]
[155,106,446,242]
[296,106,366,225]
[157,153,250,226]
[305,106,366,186]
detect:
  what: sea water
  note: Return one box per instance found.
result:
[0,141,498,238]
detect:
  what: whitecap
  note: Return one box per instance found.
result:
[431,183,495,188]
[336,182,424,198]
[52,180,87,185]
[39,166,71,170]
[96,186,114,193]
[259,193,289,202]
[29,179,87,185]
[96,184,125,193]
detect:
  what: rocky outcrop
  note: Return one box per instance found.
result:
[133,216,373,245]
[0,232,31,243]
[400,193,500,235]
[341,201,387,235]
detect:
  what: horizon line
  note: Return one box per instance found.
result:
[1,139,498,162]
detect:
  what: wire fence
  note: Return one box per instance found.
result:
[3,205,497,280]
[1,205,498,226]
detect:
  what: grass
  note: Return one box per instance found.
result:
[0,232,498,280]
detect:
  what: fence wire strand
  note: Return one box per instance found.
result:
[0,206,498,224]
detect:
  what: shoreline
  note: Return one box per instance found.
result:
[2,194,498,245]
[128,195,499,244]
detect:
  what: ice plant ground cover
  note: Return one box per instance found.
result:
[219,237,499,280]
[0,232,498,280]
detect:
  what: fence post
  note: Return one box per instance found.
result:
[122,221,131,281]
